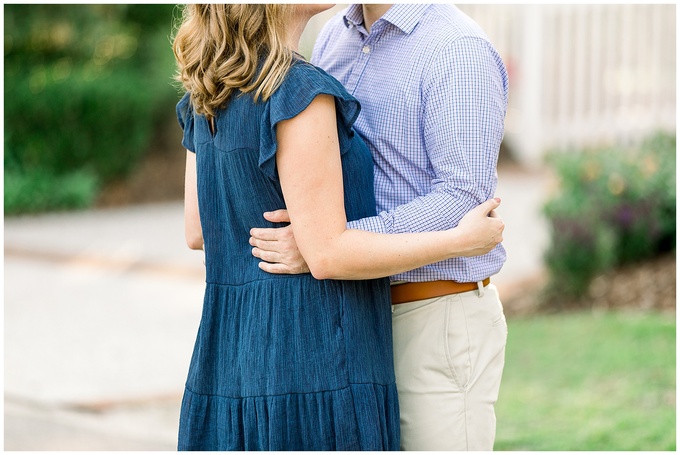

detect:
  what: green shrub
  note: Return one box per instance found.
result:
[542,131,676,300]
[5,66,159,181]
[4,4,179,214]
[4,168,99,215]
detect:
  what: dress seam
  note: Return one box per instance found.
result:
[204,275,319,287]
[184,381,395,400]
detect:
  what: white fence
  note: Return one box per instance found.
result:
[459,4,676,166]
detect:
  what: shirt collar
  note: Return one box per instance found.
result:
[343,4,431,35]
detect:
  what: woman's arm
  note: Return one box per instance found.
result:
[184,151,204,250]
[275,94,503,280]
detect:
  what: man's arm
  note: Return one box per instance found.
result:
[348,36,508,235]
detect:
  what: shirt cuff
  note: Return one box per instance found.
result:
[347,215,387,234]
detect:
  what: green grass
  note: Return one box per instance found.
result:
[495,310,676,451]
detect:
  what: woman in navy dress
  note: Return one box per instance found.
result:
[172,4,504,451]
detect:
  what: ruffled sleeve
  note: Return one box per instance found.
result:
[176,92,196,153]
[259,62,361,182]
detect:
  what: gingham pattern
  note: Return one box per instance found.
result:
[312,4,508,283]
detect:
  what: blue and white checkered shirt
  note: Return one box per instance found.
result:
[312,4,508,283]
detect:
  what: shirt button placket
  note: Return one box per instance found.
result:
[346,38,373,95]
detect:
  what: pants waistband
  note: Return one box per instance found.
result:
[390,278,490,305]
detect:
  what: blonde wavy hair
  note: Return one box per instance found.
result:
[173,4,294,120]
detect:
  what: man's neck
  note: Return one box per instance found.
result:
[361,4,392,32]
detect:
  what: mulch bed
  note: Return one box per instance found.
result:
[504,253,676,316]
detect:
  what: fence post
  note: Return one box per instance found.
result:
[513,5,544,167]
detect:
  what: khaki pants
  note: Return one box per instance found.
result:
[391,283,507,451]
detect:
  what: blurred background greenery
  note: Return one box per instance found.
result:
[4,4,179,214]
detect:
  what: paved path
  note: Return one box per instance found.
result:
[4,166,551,450]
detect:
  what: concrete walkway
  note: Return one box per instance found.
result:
[3,166,551,450]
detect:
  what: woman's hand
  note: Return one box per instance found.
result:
[453,198,504,257]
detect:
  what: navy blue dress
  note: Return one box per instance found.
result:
[175,59,399,451]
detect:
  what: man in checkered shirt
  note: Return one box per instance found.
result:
[250,4,508,450]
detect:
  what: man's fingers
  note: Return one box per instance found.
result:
[252,247,281,263]
[263,209,290,223]
[258,261,296,275]
[249,236,278,250]
[250,227,282,242]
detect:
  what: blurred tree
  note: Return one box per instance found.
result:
[4,4,179,214]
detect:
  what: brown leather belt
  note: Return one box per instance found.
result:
[391,278,491,305]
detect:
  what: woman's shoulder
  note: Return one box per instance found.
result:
[269,58,359,126]
[286,57,330,80]
[277,58,350,99]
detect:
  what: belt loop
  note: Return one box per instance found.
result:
[476,280,485,298]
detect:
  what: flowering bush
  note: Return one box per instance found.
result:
[542,132,676,300]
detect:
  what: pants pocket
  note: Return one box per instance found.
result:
[445,287,508,391]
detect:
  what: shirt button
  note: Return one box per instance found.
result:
[362,45,371,54]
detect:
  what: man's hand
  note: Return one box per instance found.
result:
[249,209,310,274]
